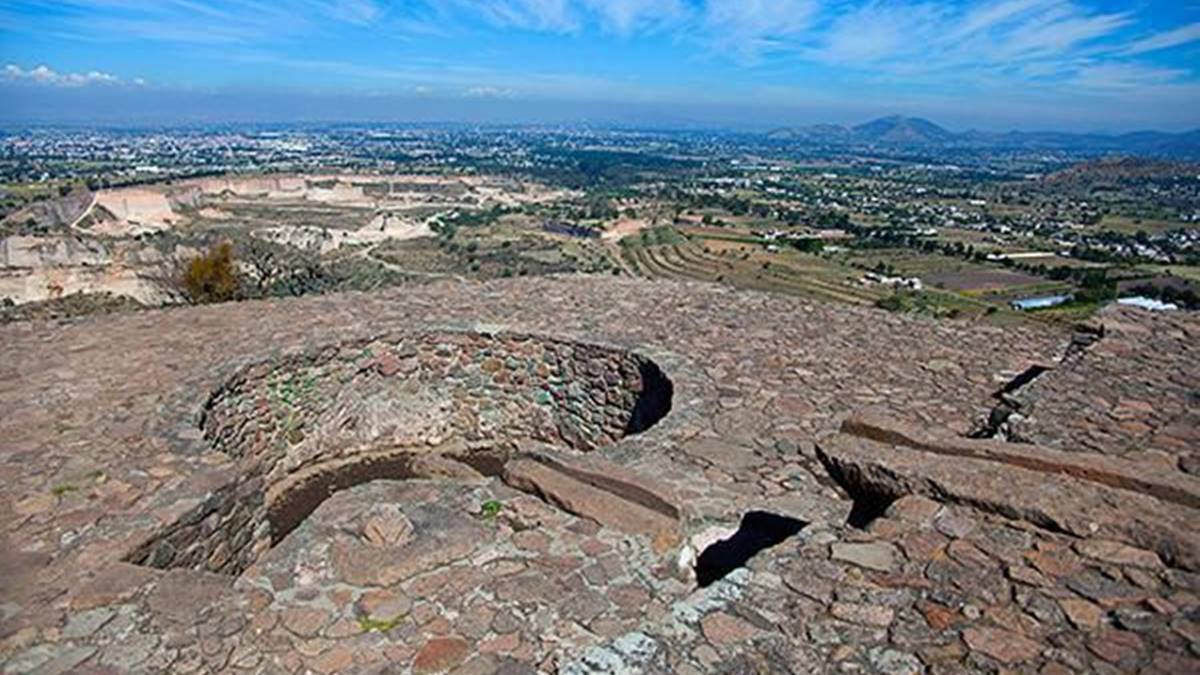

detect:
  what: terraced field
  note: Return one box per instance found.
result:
[620,239,886,306]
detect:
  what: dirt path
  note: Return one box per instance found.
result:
[602,218,653,242]
[68,193,99,230]
[358,243,464,281]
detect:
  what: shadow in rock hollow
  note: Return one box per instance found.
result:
[695,511,807,587]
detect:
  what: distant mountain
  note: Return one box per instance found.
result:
[852,116,954,145]
[1043,157,1199,184]
[765,123,855,143]
[766,116,1200,158]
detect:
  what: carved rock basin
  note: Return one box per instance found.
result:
[126,331,674,576]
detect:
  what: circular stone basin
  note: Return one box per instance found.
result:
[126,331,673,575]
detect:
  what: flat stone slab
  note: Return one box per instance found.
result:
[821,412,1200,570]
[503,453,683,554]
[1004,308,1200,465]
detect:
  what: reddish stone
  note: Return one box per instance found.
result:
[502,457,681,553]
[280,607,328,637]
[412,636,470,674]
[479,632,521,655]
[962,627,1042,664]
[886,495,942,525]
[309,645,355,674]
[830,602,894,627]
[918,601,958,631]
[900,530,948,562]
[512,529,552,553]
[1026,546,1084,579]
[1006,564,1051,587]
[948,540,994,569]
[609,583,651,610]
[701,612,760,647]
[580,538,610,556]
[1087,628,1144,665]
[1074,539,1162,569]
[1059,598,1104,629]
[373,352,402,376]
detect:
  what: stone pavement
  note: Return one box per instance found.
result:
[1001,309,1199,469]
[0,276,1196,674]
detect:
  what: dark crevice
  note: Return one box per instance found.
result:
[694,511,806,587]
[846,493,898,529]
[450,449,512,479]
[972,321,1106,440]
[815,442,908,530]
[970,365,1050,440]
[625,359,673,435]
[996,365,1050,397]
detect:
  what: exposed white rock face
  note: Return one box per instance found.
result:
[1,235,110,268]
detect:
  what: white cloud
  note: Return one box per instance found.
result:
[438,0,685,35]
[994,7,1132,60]
[795,0,1139,85]
[3,63,130,87]
[464,85,515,98]
[457,0,579,32]
[4,0,1197,123]
[1121,22,1200,56]
[818,2,947,64]
[27,0,386,44]
[317,0,383,25]
[703,0,819,59]
[948,0,1054,40]
[582,0,686,35]
[1071,62,1190,90]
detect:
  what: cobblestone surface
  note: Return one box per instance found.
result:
[0,276,1196,674]
[1004,309,1199,469]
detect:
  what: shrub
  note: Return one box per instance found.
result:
[875,292,907,312]
[179,242,241,304]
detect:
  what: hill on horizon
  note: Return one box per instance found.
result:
[767,115,1200,158]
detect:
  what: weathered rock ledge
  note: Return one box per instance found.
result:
[0,276,1195,674]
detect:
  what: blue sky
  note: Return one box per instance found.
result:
[1,0,1198,130]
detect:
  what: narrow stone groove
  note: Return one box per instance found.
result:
[528,454,680,520]
[842,419,1200,510]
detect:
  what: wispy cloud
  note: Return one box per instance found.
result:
[804,1,1133,70]
[1121,22,1200,56]
[3,63,132,86]
[455,0,578,32]
[311,0,383,26]
[1070,62,1190,90]
[431,0,686,35]
[702,0,819,60]
[463,85,515,98]
[5,0,387,44]
[1,1,1197,129]
[582,0,687,35]
[816,2,948,64]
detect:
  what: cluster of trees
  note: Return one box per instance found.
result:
[519,148,698,189]
[170,236,401,305]
[790,237,825,253]
[1126,283,1200,310]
